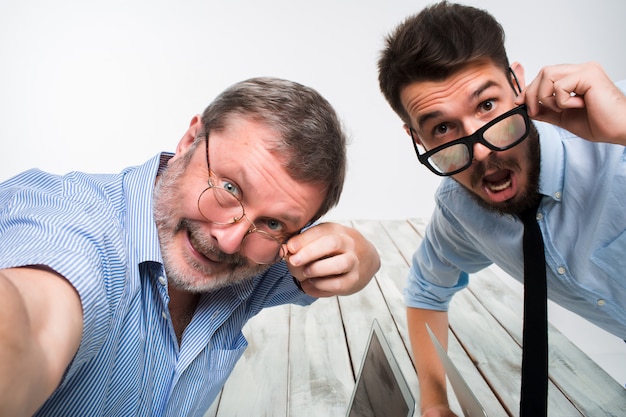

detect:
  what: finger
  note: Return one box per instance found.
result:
[553,75,586,109]
[520,72,546,116]
[287,230,348,268]
[534,77,563,114]
[523,64,568,114]
[532,65,589,111]
[299,264,358,297]
[286,222,329,254]
[306,251,353,278]
[287,248,352,284]
[299,279,339,298]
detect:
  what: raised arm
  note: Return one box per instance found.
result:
[0,267,82,417]
[407,307,459,417]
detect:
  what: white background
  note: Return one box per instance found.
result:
[1,0,625,384]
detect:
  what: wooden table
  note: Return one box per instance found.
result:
[204,219,626,417]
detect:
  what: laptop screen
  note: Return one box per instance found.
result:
[426,324,488,417]
[346,320,415,417]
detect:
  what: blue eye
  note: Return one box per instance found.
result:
[256,218,286,237]
[266,219,282,231]
[220,180,241,198]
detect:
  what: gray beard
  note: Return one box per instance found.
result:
[152,148,270,293]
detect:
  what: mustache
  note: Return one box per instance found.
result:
[176,219,248,267]
[470,153,521,188]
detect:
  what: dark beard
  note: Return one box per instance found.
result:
[466,123,542,216]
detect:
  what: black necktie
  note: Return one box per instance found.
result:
[518,200,548,417]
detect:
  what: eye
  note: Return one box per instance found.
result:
[435,124,449,135]
[258,218,286,235]
[219,179,242,199]
[432,122,455,140]
[480,100,495,113]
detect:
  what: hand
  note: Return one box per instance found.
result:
[421,404,459,417]
[284,222,380,298]
[516,62,626,146]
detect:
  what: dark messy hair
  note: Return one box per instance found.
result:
[378,1,511,126]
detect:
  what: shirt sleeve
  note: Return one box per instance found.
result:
[0,170,127,371]
[252,261,316,310]
[405,182,494,311]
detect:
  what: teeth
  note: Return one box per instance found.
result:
[487,178,511,192]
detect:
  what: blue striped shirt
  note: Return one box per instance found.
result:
[0,153,315,416]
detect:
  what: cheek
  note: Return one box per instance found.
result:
[452,170,477,191]
[156,175,201,223]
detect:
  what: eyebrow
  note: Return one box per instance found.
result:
[416,80,500,128]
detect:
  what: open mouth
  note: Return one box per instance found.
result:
[479,168,518,204]
[484,169,512,193]
[187,230,218,263]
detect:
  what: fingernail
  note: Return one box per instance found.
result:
[289,253,301,266]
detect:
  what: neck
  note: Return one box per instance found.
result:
[168,284,201,345]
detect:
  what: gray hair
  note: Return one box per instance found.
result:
[201,77,347,222]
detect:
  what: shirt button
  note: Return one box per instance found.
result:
[557,266,566,275]
[158,275,167,286]
[554,191,562,200]
[597,299,606,306]
[162,311,168,319]
[536,213,543,221]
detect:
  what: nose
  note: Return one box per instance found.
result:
[472,142,492,162]
[209,217,253,254]
[462,119,491,162]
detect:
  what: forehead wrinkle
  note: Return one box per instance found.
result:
[404,74,475,128]
[209,131,310,231]
[406,74,504,131]
[233,150,312,230]
[472,80,498,100]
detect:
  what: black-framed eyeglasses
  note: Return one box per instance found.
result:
[410,104,531,176]
[197,134,287,265]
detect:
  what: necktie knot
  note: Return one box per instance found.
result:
[518,199,541,225]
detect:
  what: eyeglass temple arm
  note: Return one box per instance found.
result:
[509,67,522,96]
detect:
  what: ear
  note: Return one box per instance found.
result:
[403,123,422,146]
[174,115,203,157]
[510,62,526,92]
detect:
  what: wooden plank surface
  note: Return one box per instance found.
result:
[357,219,508,417]
[288,296,354,417]
[212,305,291,417]
[407,218,626,416]
[205,219,626,417]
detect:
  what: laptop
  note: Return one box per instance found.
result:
[426,324,488,417]
[346,319,415,417]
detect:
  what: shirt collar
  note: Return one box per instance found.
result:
[124,152,173,265]
[536,120,565,203]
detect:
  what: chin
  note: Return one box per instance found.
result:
[169,273,236,293]
[473,187,540,216]
[164,258,270,294]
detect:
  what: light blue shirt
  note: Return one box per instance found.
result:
[0,153,315,417]
[405,113,626,340]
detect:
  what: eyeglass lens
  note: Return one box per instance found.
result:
[198,186,285,264]
[427,111,527,175]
